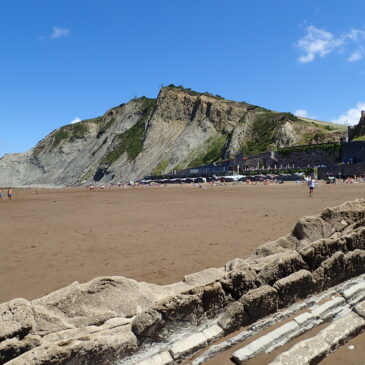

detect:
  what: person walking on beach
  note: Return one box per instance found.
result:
[308,177,315,197]
[0,188,2,199]
[7,187,13,200]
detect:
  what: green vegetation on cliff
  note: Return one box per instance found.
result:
[187,135,227,168]
[352,123,365,140]
[353,135,365,141]
[152,160,169,175]
[278,142,339,157]
[165,84,225,99]
[242,112,298,155]
[101,98,156,164]
[52,122,89,147]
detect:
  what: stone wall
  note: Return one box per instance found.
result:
[340,141,365,164]
[243,144,339,169]
[318,162,365,179]
[1,199,365,365]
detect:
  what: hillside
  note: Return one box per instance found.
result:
[0,86,345,186]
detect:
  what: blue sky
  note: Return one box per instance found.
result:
[1,0,365,157]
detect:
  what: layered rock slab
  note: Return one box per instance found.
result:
[1,199,365,364]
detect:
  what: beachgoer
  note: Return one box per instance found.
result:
[0,188,2,199]
[7,188,13,200]
[308,177,315,197]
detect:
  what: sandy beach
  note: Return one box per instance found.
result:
[0,182,364,303]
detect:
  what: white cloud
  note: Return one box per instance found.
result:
[294,109,309,117]
[296,26,365,63]
[294,109,316,119]
[297,26,343,63]
[331,102,365,125]
[346,28,365,42]
[348,47,364,62]
[70,117,81,124]
[50,26,70,39]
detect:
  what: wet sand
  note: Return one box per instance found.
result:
[0,182,364,303]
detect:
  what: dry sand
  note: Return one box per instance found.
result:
[0,182,364,303]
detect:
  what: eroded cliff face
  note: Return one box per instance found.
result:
[0,87,344,187]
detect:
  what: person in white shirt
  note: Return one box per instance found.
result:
[308,177,316,197]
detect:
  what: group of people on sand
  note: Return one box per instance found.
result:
[0,188,13,200]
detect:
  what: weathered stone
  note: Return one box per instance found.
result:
[311,297,346,320]
[254,236,296,257]
[0,335,41,365]
[186,282,227,318]
[0,299,35,342]
[224,258,248,272]
[341,280,365,305]
[293,312,317,329]
[298,236,348,271]
[131,309,164,341]
[183,268,224,286]
[320,311,365,347]
[269,335,330,365]
[273,270,317,308]
[220,268,259,300]
[231,321,301,364]
[240,285,278,320]
[246,253,289,272]
[354,300,365,318]
[321,199,365,230]
[218,301,247,332]
[155,293,203,324]
[292,216,335,245]
[163,281,192,294]
[312,251,346,290]
[257,251,305,286]
[6,325,138,365]
[344,249,365,279]
[170,332,207,359]
[270,311,365,365]
[135,351,173,365]
[32,304,74,336]
[202,324,224,343]
[32,276,173,327]
[344,227,365,251]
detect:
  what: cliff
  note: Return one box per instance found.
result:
[0,86,345,187]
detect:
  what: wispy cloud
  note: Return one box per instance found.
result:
[296,26,365,63]
[39,26,70,41]
[331,102,365,125]
[296,26,344,63]
[348,47,365,62]
[50,26,70,39]
[294,109,316,119]
[69,117,81,124]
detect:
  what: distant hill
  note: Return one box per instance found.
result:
[0,86,345,186]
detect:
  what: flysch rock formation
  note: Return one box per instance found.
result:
[1,199,365,365]
[0,86,344,187]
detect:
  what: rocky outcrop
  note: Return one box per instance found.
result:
[1,199,365,364]
[0,87,344,187]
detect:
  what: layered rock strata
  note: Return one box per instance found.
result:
[0,87,343,187]
[1,199,365,364]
